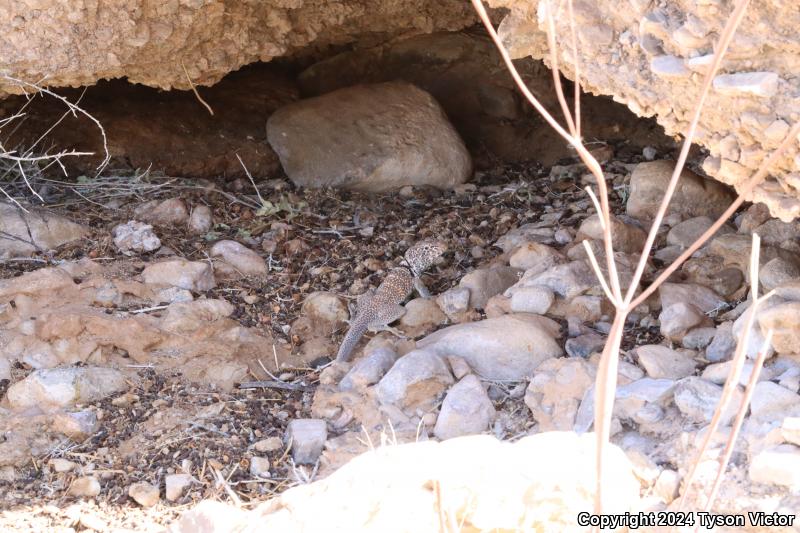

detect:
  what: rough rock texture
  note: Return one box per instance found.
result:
[0,202,88,258]
[0,1,474,95]
[267,82,472,191]
[490,0,800,220]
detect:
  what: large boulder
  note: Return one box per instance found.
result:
[267,82,471,192]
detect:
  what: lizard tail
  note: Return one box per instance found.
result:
[336,322,369,362]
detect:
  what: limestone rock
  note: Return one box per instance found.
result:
[435,286,471,320]
[112,221,161,255]
[577,215,646,254]
[759,258,800,293]
[300,291,349,336]
[267,82,471,192]
[6,367,127,411]
[134,198,189,225]
[142,259,216,291]
[756,301,800,355]
[0,202,88,258]
[627,161,735,220]
[129,481,160,507]
[375,350,454,411]
[52,409,99,440]
[749,445,800,490]
[508,260,596,300]
[166,474,193,502]
[69,476,101,498]
[706,322,737,362]
[495,223,557,252]
[249,457,271,478]
[339,348,398,392]
[635,345,697,380]
[673,377,741,425]
[681,327,716,350]
[659,302,708,341]
[188,205,213,234]
[210,240,267,277]
[284,419,328,465]
[398,298,447,337]
[666,216,732,248]
[509,285,554,314]
[508,242,565,272]
[416,314,562,381]
[659,282,725,314]
[433,374,496,440]
[525,357,595,431]
[749,382,800,423]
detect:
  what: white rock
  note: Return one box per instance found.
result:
[112,221,161,255]
[52,409,99,440]
[435,286,470,319]
[399,298,446,336]
[0,202,88,258]
[650,55,689,78]
[659,302,706,341]
[129,481,160,507]
[525,357,596,431]
[508,260,595,300]
[142,259,216,291]
[509,285,554,314]
[50,458,77,472]
[340,347,398,392]
[188,205,213,234]
[376,350,454,410]
[749,382,800,423]
[210,240,267,277]
[416,314,562,381]
[249,457,271,478]
[7,367,127,411]
[782,417,800,446]
[635,345,697,380]
[757,301,800,354]
[165,473,193,502]
[654,469,680,504]
[749,444,800,489]
[433,374,496,440]
[713,72,780,98]
[284,419,328,465]
[69,476,101,498]
[673,377,741,424]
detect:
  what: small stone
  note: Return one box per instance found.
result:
[749,382,800,423]
[129,481,160,507]
[7,367,127,411]
[782,418,800,446]
[435,287,470,319]
[508,242,565,272]
[738,203,772,233]
[565,333,606,358]
[284,419,328,465]
[642,147,657,160]
[650,55,689,78]
[682,327,716,350]
[113,221,161,255]
[526,357,596,431]
[673,377,741,424]
[399,298,447,336]
[253,437,283,453]
[654,469,680,504]
[659,302,707,341]
[713,71,780,98]
[666,216,718,248]
[52,409,99,440]
[510,261,595,300]
[446,355,472,380]
[165,473,192,502]
[701,360,774,386]
[339,347,398,391]
[759,258,800,292]
[495,223,556,251]
[659,282,725,314]
[134,198,189,225]
[706,322,736,362]
[433,374,496,440]
[188,205,213,234]
[509,285,554,314]
[577,215,646,254]
[749,444,800,489]
[69,476,101,498]
[142,259,216,291]
[50,458,77,472]
[249,457,271,478]
[210,240,267,277]
[756,301,800,355]
[301,291,349,335]
[375,350,454,411]
[636,345,697,379]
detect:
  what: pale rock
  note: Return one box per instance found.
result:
[484,294,512,318]
[659,302,707,341]
[210,240,267,277]
[171,433,639,532]
[399,298,446,336]
[112,221,161,255]
[706,322,736,362]
[508,260,595,300]
[284,419,328,465]
[654,469,680,504]
[508,242,565,273]
[458,266,521,310]
[565,333,606,359]
[433,374,496,440]
[249,457,271,478]
[509,285,554,314]
[733,305,776,359]
[435,286,470,320]
[253,437,283,453]
[666,216,732,248]
[416,314,562,381]
[155,286,193,304]
[446,356,472,380]
[7,367,127,411]
[576,214,646,254]
[659,282,725,314]
[267,82,471,192]
[188,205,213,234]
[375,350,454,411]
[708,233,800,280]
[134,198,189,225]
[495,223,557,252]
[713,72,780,98]
[50,458,77,472]
[53,409,99,440]
[749,382,800,423]
[69,476,101,498]
[0,265,75,297]
[782,418,800,446]
[701,360,776,387]
[753,218,800,246]
[339,347,398,391]
[565,295,608,323]
[0,202,88,258]
[759,258,800,293]
[165,473,193,502]
[775,280,800,301]
[301,291,349,335]
[681,327,716,350]
[749,444,800,489]
[673,377,741,424]
[525,357,595,431]
[142,259,216,291]
[627,161,735,220]
[650,55,689,78]
[129,481,160,507]
[636,345,697,379]
[681,256,744,298]
[0,356,10,381]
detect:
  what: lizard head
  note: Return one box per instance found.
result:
[403,239,447,277]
